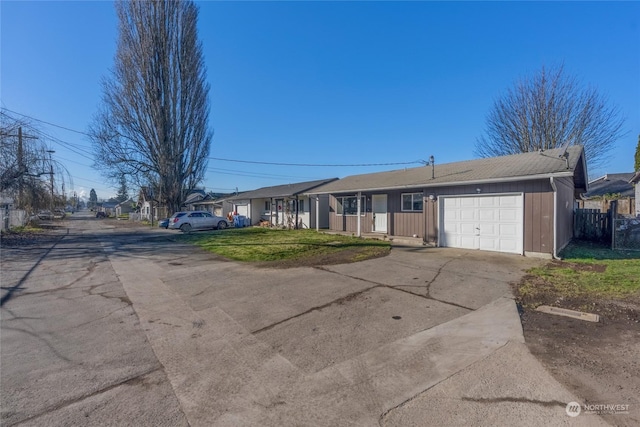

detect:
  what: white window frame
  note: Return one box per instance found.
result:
[336,196,366,216]
[401,193,423,212]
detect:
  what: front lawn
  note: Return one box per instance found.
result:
[177,228,391,265]
[515,241,640,308]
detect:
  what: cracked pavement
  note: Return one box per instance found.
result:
[1,212,607,426]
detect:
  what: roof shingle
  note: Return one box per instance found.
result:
[308,146,586,194]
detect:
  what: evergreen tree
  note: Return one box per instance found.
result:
[89,189,98,209]
[115,175,129,202]
[635,134,640,171]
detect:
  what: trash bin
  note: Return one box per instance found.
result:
[234,215,247,228]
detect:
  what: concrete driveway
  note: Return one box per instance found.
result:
[1,217,606,426]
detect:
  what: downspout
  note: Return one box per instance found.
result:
[550,177,558,259]
[357,191,362,237]
[295,195,299,229]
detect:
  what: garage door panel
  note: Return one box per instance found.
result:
[479,238,498,251]
[499,224,518,237]
[499,196,520,207]
[440,194,523,254]
[499,209,519,221]
[460,210,476,220]
[460,236,477,248]
[459,223,476,234]
[481,223,497,236]
[479,197,496,207]
[478,209,497,221]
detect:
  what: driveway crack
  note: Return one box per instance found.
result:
[10,366,163,426]
[424,259,453,298]
[251,284,380,335]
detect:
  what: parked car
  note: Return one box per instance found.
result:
[168,211,228,232]
[96,211,107,218]
[37,210,53,220]
[158,218,169,229]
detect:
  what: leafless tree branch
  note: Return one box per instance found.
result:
[475,65,626,172]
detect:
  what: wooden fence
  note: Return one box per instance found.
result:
[574,208,612,243]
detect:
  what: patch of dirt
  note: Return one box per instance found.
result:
[549,259,608,273]
[518,293,640,426]
[254,246,390,269]
[0,230,60,248]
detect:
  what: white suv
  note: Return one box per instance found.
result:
[168,211,229,232]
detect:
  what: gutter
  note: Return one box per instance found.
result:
[550,177,558,259]
[306,171,576,195]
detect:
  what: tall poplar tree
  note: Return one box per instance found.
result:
[90,0,212,214]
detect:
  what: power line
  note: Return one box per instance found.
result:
[207,157,422,167]
[2,107,91,136]
[3,107,424,168]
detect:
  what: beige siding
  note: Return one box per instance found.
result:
[387,190,425,238]
[329,195,372,233]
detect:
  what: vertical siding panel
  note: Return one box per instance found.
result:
[531,191,542,252]
[524,182,534,252]
[540,192,552,253]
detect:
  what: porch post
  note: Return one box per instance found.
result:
[357,191,362,237]
[295,195,299,229]
[315,196,320,231]
[270,198,274,225]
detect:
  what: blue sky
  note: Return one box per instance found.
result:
[2,1,639,201]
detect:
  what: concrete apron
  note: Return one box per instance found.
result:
[109,254,602,426]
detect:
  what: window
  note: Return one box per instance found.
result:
[336,196,366,216]
[402,193,423,212]
[299,199,304,212]
[264,201,271,211]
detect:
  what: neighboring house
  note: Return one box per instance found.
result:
[307,146,588,258]
[100,200,119,217]
[183,192,233,216]
[135,187,167,221]
[226,178,338,228]
[583,173,634,199]
[631,172,640,217]
[115,198,136,217]
[137,187,153,220]
[181,189,207,210]
[579,173,636,216]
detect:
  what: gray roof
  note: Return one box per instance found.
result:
[584,173,635,198]
[227,178,338,201]
[308,146,587,194]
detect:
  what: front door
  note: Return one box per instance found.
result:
[372,194,387,233]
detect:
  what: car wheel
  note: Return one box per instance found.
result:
[217,221,227,230]
[180,223,192,233]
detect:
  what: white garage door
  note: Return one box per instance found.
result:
[235,204,248,216]
[440,194,523,254]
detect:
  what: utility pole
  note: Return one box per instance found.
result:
[47,150,55,215]
[17,127,23,204]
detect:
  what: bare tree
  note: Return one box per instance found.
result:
[0,110,67,213]
[475,65,626,171]
[90,0,212,214]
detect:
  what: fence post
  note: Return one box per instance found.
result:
[610,200,617,250]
